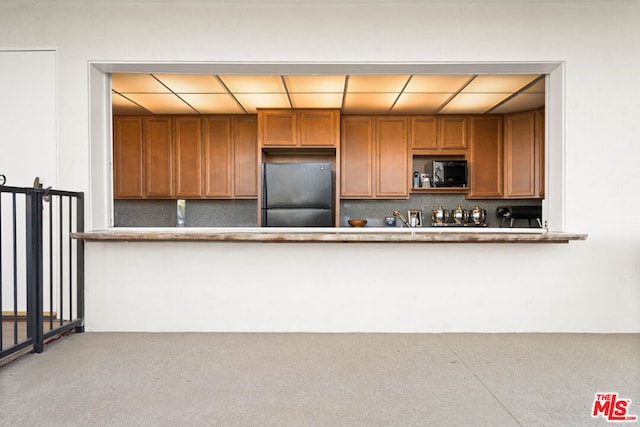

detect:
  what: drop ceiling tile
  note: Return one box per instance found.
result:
[490,93,545,114]
[462,74,540,93]
[342,93,398,114]
[391,93,453,114]
[219,75,285,93]
[440,93,511,114]
[347,75,410,93]
[289,93,343,109]
[153,74,228,93]
[111,93,150,115]
[112,73,170,93]
[403,75,472,93]
[523,78,545,93]
[179,94,245,114]
[124,94,196,114]
[284,75,346,93]
[234,93,291,113]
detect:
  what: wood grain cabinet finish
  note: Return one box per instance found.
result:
[144,117,173,198]
[376,117,409,198]
[341,116,408,199]
[113,117,144,198]
[203,117,233,197]
[340,117,373,198]
[232,116,258,198]
[504,111,543,199]
[174,117,203,198]
[439,116,467,150]
[410,116,438,150]
[467,116,503,199]
[259,109,339,148]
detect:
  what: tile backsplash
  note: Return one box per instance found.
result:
[115,196,542,228]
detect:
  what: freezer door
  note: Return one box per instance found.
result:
[263,162,333,209]
[262,208,333,227]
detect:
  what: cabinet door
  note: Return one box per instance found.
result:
[113,117,144,198]
[439,116,467,150]
[260,110,296,146]
[203,117,232,197]
[410,116,438,150]
[341,117,373,198]
[298,110,339,147]
[376,117,409,198]
[233,116,258,198]
[174,117,202,198]
[468,116,503,199]
[536,108,545,198]
[144,117,173,197]
[504,111,536,198]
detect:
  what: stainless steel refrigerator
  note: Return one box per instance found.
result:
[262,162,334,227]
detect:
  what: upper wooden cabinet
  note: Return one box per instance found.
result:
[467,116,503,199]
[341,116,408,199]
[259,109,339,148]
[410,116,467,154]
[144,117,173,198]
[504,111,543,199]
[113,117,144,198]
[114,115,257,200]
[174,117,203,198]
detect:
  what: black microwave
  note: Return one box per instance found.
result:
[432,160,467,187]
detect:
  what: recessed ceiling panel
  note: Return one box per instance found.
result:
[234,93,291,113]
[124,94,196,114]
[153,74,227,93]
[284,75,346,93]
[219,75,285,93]
[403,75,472,93]
[343,93,398,114]
[462,74,539,93]
[524,78,545,93]
[490,93,545,114]
[112,73,170,93]
[440,93,510,114]
[112,93,150,115]
[391,93,453,114]
[179,94,245,114]
[289,93,343,109]
[347,75,410,93]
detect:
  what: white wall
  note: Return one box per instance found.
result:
[1,0,638,332]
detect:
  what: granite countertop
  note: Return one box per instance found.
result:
[71,227,587,244]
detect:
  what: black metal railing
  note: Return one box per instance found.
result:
[1,181,84,361]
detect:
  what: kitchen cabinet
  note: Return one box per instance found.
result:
[113,117,144,198]
[504,111,543,199]
[174,117,202,198]
[259,109,339,148]
[144,117,173,198]
[467,116,503,199]
[410,116,467,154]
[341,116,408,199]
[204,115,258,198]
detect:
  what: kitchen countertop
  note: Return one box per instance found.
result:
[71,227,587,243]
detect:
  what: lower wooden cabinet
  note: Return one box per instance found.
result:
[341,116,408,199]
[468,116,503,199]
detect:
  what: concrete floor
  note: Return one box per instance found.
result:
[0,333,638,426]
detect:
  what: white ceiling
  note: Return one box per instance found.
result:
[112,73,544,116]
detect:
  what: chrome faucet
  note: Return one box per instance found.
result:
[393,210,410,228]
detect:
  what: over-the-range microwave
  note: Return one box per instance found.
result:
[431,160,468,187]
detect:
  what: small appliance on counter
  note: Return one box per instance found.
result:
[429,160,467,187]
[496,206,542,228]
[430,205,487,227]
